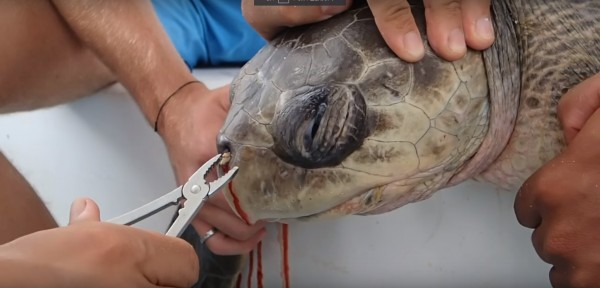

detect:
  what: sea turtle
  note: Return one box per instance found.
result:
[182,0,600,287]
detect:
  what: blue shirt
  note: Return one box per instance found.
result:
[151,0,266,69]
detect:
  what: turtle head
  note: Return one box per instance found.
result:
[216,80,378,223]
[216,5,490,224]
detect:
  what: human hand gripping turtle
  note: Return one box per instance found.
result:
[190,0,496,255]
[241,0,495,62]
[515,73,600,287]
[156,83,268,256]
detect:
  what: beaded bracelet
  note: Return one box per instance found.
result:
[153,80,201,132]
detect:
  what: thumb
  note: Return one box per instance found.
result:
[557,73,600,144]
[68,198,101,225]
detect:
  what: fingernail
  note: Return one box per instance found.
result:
[403,31,424,60]
[321,5,347,15]
[448,28,467,54]
[70,198,88,220]
[475,17,495,40]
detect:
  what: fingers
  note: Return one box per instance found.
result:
[424,0,493,61]
[549,265,590,288]
[207,192,240,212]
[548,265,585,288]
[241,0,352,40]
[533,217,597,288]
[549,266,567,288]
[514,162,568,229]
[206,192,266,228]
[513,95,600,287]
[367,0,425,62]
[367,0,493,63]
[243,0,494,63]
[459,0,494,50]
[137,230,200,287]
[192,218,266,255]
[68,198,101,225]
[530,220,576,267]
[557,73,600,145]
[423,0,466,61]
[193,192,266,255]
[196,202,265,241]
[514,172,543,229]
[563,108,600,171]
[531,225,553,265]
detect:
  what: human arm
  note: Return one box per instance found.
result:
[514,73,600,287]
[0,198,199,288]
[49,0,196,126]
[241,0,495,62]
[48,1,266,254]
[48,0,211,180]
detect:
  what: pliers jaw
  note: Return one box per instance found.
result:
[106,153,239,238]
[183,153,238,201]
[167,154,239,237]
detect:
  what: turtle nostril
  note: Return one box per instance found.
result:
[217,134,232,154]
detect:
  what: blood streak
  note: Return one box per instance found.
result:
[257,241,264,288]
[247,250,254,288]
[236,274,242,288]
[222,164,250,224]
[223,162,262,288]
[222,161,276,288]
[279,223,290,288]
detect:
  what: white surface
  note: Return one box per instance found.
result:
[0,68,551,287]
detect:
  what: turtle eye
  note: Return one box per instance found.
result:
[271,84,368,169]
[303,102,327,149]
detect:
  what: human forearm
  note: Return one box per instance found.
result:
[49,0,205,125]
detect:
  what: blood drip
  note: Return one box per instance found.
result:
[279,223,290,288]
[247,250,254,288]
[222,163,250,225]
[235,274,242,288]
[257,241,264,288]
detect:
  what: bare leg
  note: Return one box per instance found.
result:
[0,152,58,244]
[0,0,115,242]
[0,0,115,113]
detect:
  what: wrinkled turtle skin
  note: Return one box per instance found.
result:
[182,0,600,287]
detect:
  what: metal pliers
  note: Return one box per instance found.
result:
[107,154,238,237]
